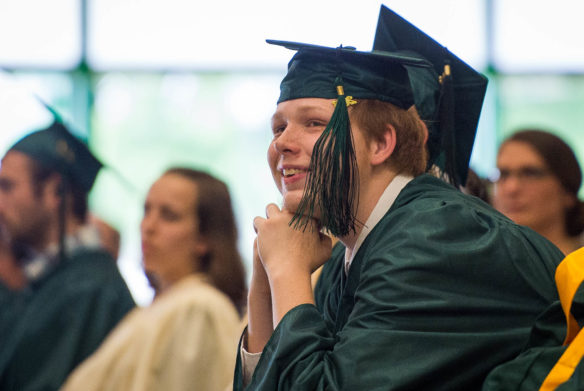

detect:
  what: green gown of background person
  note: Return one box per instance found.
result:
[0,248,135,391]
[0,282,25,354]
[234,175,564,391]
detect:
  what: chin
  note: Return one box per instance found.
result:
[281,192,302,213]
[142,257,157,272]
[506,212,528,227]
[282,194,322,221]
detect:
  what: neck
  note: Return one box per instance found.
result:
[545,230,580,255]
[38,213,85,253]
[339,168,398,251]
[0,250,26,290]
[537,223,579,255]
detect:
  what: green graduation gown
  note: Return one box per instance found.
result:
[0,248,135,391]
[0,282,25,353]
[234,174,564,390]
[482,252,584,390]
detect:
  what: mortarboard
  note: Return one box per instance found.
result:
[0,70,103,193]
[267,5,487,237]
[272,40,433,107]
[8,115,103,194]
[373,4,488,188]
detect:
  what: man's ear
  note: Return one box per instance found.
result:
[370,124,397,166]
[421,120,429,145]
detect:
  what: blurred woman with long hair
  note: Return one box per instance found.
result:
[62,167,247,391]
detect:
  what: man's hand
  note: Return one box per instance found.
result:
[253,203,332,278]
[253,203,332,325]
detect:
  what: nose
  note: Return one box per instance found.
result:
[140,212,156,237]
[273,125,300,155]
[495,176,522,201]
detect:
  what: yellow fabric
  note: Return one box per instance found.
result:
[557,248,584,345]
[60,274,241,391]
[540,247,584,390]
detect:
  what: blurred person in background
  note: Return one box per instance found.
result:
[0,117,135,391]
[462,167,492,205]
[88,214,121,260]
[494,129,584,254]
[0,223,24,291]
[61,167,247,391]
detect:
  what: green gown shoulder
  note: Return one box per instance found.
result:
[0,248,135,391]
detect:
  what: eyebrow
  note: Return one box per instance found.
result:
[271,103,332,123]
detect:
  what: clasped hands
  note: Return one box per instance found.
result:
[253,203,332,282]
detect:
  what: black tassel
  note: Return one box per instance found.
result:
[290,77,359,237]
[58,179,68,264]
[438,63,459,187]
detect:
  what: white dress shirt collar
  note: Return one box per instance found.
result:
[344,174,413,274]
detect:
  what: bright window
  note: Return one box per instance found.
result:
[0,0,81,69]
[493,0,584,72]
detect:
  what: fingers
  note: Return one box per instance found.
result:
[265,203,281,218]
[253,216,264,234]
[252,237,260,262]
[254,203,281,234]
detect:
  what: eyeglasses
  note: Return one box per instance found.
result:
[494,166,551,183]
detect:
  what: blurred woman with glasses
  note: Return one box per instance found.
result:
[493,129,584,254]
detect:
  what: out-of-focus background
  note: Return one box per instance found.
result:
[1,0,583,305]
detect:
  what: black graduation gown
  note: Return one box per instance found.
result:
[0,248,135,391]
[234,174,564,390]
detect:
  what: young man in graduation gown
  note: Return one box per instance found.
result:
[235,5,565,390]
[0,116,135,391]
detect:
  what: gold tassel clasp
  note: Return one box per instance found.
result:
[332,85,357,107]
[332,96,358,107]
[439,64,451,84]
[56,139,76,163]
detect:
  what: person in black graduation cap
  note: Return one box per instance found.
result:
[236,5,564,390]
[0,115,135,391]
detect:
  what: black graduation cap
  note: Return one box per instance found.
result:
[267,5,487,236]
[373,4,488,186]
[270,39,433,107]
[8,113,103,193]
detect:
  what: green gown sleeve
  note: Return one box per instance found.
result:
[234,176,563,391]
[0,249,135,391]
